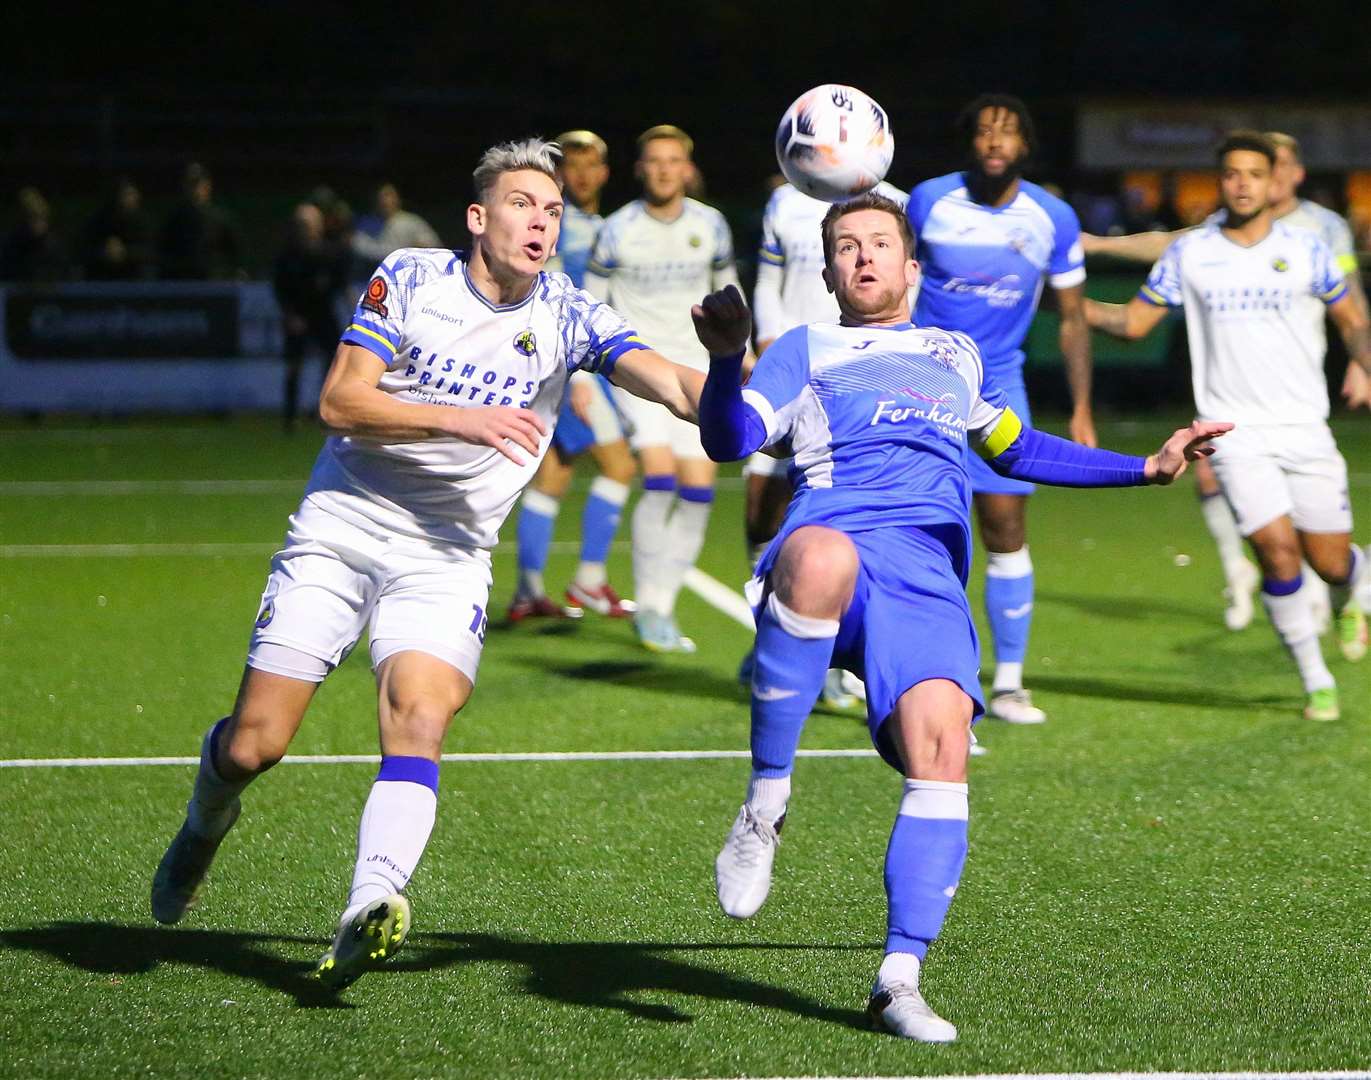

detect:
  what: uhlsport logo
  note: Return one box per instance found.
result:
[513,330,537,356]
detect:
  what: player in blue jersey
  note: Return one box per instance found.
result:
[509,130,639,622]
[694,191,1228,1041]
[906,94,1095,725]
[149,137,731,995]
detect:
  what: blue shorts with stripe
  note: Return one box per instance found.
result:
[754,523,983,773]
[552,375,626,457]
[968,374,1033,496]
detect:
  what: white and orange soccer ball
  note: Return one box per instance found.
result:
[775,85,894,202]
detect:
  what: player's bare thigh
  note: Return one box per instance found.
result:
[1192,455,1221,498]
[587,438,636,485]
[1245,515,1353,583]
[218,666,319,779]
[677,456,717,490]
[375,650,473,762]
[973,493,1027,553]
[884,679,973,783]
[529,446,576,499]
[770,525,859,618]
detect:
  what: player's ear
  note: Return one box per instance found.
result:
[821,265,835,294]
[904,258,920,289]
[467,202,486,237]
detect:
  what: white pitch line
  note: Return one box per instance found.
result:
[0,749,878,769]
[683,567,756,629]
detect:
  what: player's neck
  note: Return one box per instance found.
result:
[642,194,685,222]
[1219,207,1273,247]
[966,170,1021,208]
[466,245,538,306]
[1270,196,1299,220]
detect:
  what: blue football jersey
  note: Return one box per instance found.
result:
[741,321,1017,579]
[908,173,1085,379]
[550,202,603,289]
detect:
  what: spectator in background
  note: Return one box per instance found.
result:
[1,187,67,282]
[273,202,346,430]
[350,182,439,264]
[159,163,242,280]
[82,177,153,280]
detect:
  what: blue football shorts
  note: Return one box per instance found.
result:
[552,374,626,457]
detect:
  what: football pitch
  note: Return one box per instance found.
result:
[1,415,1368,1080]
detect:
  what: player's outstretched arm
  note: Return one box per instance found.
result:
[1328,290,1371,409]
[1081,230,1182,263]
[1143,420,1234,484]
[1084,296,1169,340]
[319,343,546,464]
[609,351,707,423]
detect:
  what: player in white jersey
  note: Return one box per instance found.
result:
[1087,131,1371,720]
[745,179,908,710]
[1084,132,1370,632]
[510,130,639,623]
[584,125,742,652]
[149,138,729,993]
[693,192,1229,1041]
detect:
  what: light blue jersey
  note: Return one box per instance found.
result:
[907,173,1085,381]
[741,321,1016,579]
[551,202,603,289]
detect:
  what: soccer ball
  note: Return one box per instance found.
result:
[775,85,894,202]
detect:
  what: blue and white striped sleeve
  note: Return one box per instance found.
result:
[339,248,433,362]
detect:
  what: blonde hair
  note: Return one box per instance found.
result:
[472,137,563,204]
[636,124,693,158]
[555,130,608,163]
[1265,131,1303,163]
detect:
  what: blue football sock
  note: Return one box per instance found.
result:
[579,477,629,568]
[985,547,1034,689]
[516,490,559,595]
[750,593,837,777]
[884,780,969,960]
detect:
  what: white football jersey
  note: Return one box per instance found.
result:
[1208,198,1358,276]
[584,198,739,370]
[1141,220,1348,424]
[316,248,647,548]
[753,181,908,343]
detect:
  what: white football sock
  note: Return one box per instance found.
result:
[631,487,675,615]
[876,950,922,990]
[186,720,251,839]
[659,497,712,614]
[343,779,437,923]
[745,773,791,822]
[1198,493,1247,580]
[1262,585,1334,692]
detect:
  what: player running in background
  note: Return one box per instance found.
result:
[1084,131,1370,632]
[150,137,725,993]
[585,125,742,653]
[906,94,1096,725]
[1086,131,1371,720]
[509,130,637,622]
[745,176,909,710]
[694,192,1229,1041]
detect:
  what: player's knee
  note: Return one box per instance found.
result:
[775,528,858,597]
[221,713,291,775]
[980,518,1025,553]
[382,682,462,747]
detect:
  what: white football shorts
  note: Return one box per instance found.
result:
[612,383,707,458]
[742,451,790,479]
[1208,421,1353,536]
[246,498,493,684]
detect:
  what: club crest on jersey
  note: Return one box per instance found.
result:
[1272,256,1289,273]
[688,234,702,248]
[1006,227,1031,254]
[362,276,389,317]
[513,330,537,356]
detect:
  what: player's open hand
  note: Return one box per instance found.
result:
[1144,420,1233,485]
[692,284,752,358]
[445,406,547,466]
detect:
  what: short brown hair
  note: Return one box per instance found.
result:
[820,191,914,266]
[1216,129,1276,168]
[636,124,693,158]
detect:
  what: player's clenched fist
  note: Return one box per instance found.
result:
[446,406,548,465]
[692,284,752,358]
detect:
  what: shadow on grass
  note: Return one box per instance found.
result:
[0,922,348,1008]
[1026,672,1290,709]
[531,658,749,706]
[398,932,873,1029]
[1035,589,1215,623]
[0,923,872,1028]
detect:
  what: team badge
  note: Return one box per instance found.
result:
[1006,227,1031,254]
[255,602,274,629]
[689,234,702,248]
[513,330,537,356]
[362,276,389,316]
[1271,257,1289,273]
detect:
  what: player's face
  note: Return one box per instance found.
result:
[560,148,609,207]
[1219,150,1272,222]
[637,138,690,204]
[822,209,918,322]
[1269,145,1304,205]
[971,107,1028,178]
[467,169,564,280]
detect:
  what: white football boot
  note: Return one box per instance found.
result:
[1223,558,1260,632]
[715,804,783,918]
[867,981,958,1042]
[315,893,412,991]
[987,688,1046,724]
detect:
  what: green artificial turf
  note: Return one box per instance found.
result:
[1,415,1368,1079]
